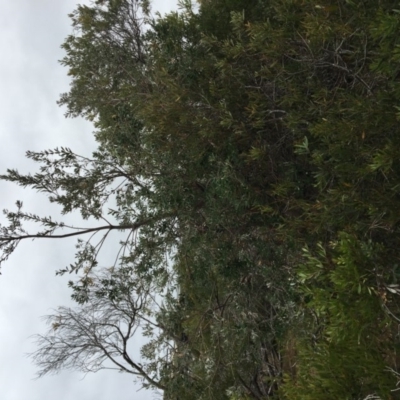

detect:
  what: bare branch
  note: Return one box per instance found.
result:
[30,269,167,391]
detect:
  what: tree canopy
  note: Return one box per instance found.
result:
[2,0,400,398]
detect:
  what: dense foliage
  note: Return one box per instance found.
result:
[2,0,400,398]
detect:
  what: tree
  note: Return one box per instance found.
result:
[3,0,400,398]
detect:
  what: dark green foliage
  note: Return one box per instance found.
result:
[3,0,400,398]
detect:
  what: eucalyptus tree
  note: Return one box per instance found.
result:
[3,0,400,398]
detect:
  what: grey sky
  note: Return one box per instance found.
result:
[0,1,178,399]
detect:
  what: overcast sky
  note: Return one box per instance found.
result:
[0,1,178,399]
